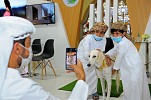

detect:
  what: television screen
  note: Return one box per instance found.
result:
[26,2,55,24]
[0,0,26,18]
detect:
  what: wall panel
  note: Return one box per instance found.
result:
[53,0,84,47]
[126,0,151,49]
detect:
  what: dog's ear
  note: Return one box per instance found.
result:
[95,51,104,68]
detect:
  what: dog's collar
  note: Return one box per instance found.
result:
[96,59,107,71]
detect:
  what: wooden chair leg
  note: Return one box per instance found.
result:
[42,60,44,80]
[48,60,57,77]
[44,60,47,75]
[28,63,31,74]
[32,61,36,78]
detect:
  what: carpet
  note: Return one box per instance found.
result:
[58,79,151,97]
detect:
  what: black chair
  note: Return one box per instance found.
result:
[32,39,57,79]
[31,39,42,76]
[32,39,42,55]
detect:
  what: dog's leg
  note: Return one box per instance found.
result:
[105,67,112,100]
[105,83,108,94]
[116,70,120,93]
[106,79,111,100]
[100,77,106,100]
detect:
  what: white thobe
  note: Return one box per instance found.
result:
[77,34,106,95]
[106,37,151,100]
[1,68,88,100]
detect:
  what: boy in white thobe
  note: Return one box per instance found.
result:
[105,22,151,100]
[78,22,114,99]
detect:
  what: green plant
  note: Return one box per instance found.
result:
[142,34,150,42]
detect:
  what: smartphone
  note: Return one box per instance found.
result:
[65,48,77,70]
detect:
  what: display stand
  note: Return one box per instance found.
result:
[135,42,151,78]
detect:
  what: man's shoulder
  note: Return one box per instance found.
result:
[2,77,40,98]
[11,77,38,90]
[19,78,39,88]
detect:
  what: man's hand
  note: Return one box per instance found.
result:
[105,55,111,67]
[67,60,85,81]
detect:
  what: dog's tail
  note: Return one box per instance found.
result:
[116,70,120,93]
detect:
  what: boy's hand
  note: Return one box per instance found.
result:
[105,55,111,66]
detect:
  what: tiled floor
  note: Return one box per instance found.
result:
[30,67,77,100]
[26,66,151,100]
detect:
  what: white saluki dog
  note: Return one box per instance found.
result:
[87,49,120,100]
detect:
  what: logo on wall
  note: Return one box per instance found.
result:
[63,0,79,7]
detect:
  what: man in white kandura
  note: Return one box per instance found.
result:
[105,22,151,100]
[0,16,88,100]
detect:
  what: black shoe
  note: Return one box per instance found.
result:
[92,96,99,100]
[21,73,30,78]
[92,92,99,100]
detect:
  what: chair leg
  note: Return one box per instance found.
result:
[42,60,44,80]
[32,61,40,78]
[28,63,31,74]
[45,62,47,75]
[32,61,36,78]
[44,60,47,75]
[48,60,57,77]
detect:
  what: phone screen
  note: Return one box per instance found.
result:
[66,48,77,70]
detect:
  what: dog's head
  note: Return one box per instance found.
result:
[87,49,104,68]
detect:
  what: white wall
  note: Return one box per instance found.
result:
[27,0,70,70]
